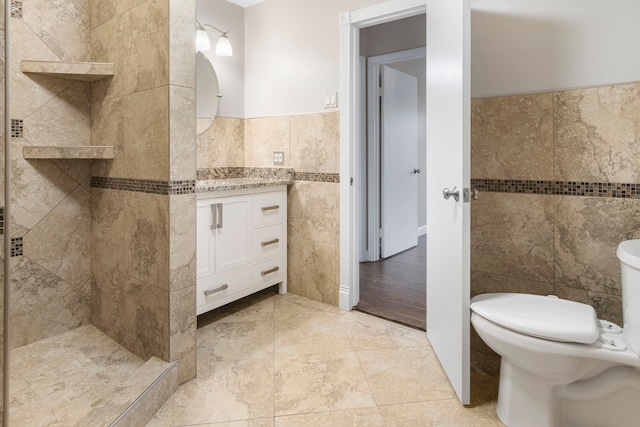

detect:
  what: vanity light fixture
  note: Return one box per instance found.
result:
[196,21,233,56]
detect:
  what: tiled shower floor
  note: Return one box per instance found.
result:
[9,324,169,426]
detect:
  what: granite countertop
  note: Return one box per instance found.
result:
[197,177,294,193]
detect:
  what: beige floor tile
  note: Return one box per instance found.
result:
[472,396,506,427]
[356,346,456,405]
[198,320,274,361]
[274,408,385,426]
[273,352,376,416]
[151,359,274,425]
[273,299,353,356]
[379,400,501,426]
[341,310,431,351]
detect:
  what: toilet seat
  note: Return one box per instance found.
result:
[471,293,599,344]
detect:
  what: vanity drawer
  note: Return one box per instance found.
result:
[253,256,284,286]
[197,267,252,308]
[253,223,284,262]
[253,190,286,227]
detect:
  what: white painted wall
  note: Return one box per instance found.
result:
[244,0,386,118]
[471,0,640,98]
[197,0,245,118]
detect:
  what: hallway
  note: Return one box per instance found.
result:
[147,288,502,426]
[358,235,426,329]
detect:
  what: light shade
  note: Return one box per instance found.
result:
[215,34,233,56]
[196,28,210,52]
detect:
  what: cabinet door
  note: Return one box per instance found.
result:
[196,198,216,279]
[215,194,252,273]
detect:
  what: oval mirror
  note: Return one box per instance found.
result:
[196,51,220,135]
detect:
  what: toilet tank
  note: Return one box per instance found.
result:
[617,240,640,356]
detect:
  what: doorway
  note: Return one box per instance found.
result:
[355,21,427,329]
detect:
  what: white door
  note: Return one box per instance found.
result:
[426,0,471,404]
[381,65,419,259]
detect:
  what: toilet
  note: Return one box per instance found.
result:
[470,240,640,427]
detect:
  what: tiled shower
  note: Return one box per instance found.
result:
[0,0,198,424]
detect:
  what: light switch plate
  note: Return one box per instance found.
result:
[324,92,338,108]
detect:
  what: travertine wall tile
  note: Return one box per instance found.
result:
[91,261,169,361]
[471,93,553,180]
[197,116,244,169]
[470,270,554,298]
[556,285,623,326]
[287,181,339,246]
[124,191,170,291]
[169,193,196,292]
[23,81,91,148]
[91,187,126,271]
[11,257,89,348]
[289,112,339,174]
[169,0,195,88]
[91,10,131,102]
[170,286,196,383]
[555,196,640,296]
[169,85,196,181]
[91,95,125,177]
[471,192,555,284]
[245,116,290,167]
[11,19,72,120]
[287,237,339,306]
[24,187,91,289]
[127,0,169,93]
[123,86,169,181]
[23,0,90,62]
[554,83,640,182]
[11,139,79,236]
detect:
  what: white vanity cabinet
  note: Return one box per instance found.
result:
[196,185,287,315]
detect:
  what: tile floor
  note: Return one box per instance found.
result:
[148,289,505,426]
[10,324,170,426]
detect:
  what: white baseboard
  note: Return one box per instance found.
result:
[417,225,427,237]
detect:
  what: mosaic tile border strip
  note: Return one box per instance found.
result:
[91,177,196,195]
[293,172,340,183]
[11,119,23,138]
[11,0,23,19]
[10,237,23,257]
[0,207,3,235]
[472,179,640,198]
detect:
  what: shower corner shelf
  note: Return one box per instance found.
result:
[23,146,115,160]
[20,60,115,82]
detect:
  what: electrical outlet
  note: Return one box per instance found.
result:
[273,151,284,165]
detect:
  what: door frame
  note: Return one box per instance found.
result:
[339,0,427,311]
[365,47,426,262]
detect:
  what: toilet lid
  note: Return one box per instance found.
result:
[470,293,599,344]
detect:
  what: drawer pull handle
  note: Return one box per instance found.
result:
[204,284,228,296]
[261,205,279,212]
[261,266,280,276]
[261,238,280,247]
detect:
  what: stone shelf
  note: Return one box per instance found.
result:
[23,146,115,160]
[20,60,115,82]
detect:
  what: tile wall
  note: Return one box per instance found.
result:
[9,0,92,348]
[90,0,197,384]
[470,82,640,374]
[1,1,5,422]
[197,112,341,305]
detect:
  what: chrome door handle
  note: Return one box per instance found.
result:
[443,187,459,202]
[413,168,421,174]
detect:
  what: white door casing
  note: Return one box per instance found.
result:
[425,0,471,405]
[380,65,419,258]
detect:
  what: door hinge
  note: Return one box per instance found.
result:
[379,228,383,238]
[350,177,354,186]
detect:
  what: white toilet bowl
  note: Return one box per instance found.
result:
[471,240,640,427]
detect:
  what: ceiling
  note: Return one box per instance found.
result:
[226,0,266,7]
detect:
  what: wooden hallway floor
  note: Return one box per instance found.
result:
[356,235,426,330]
